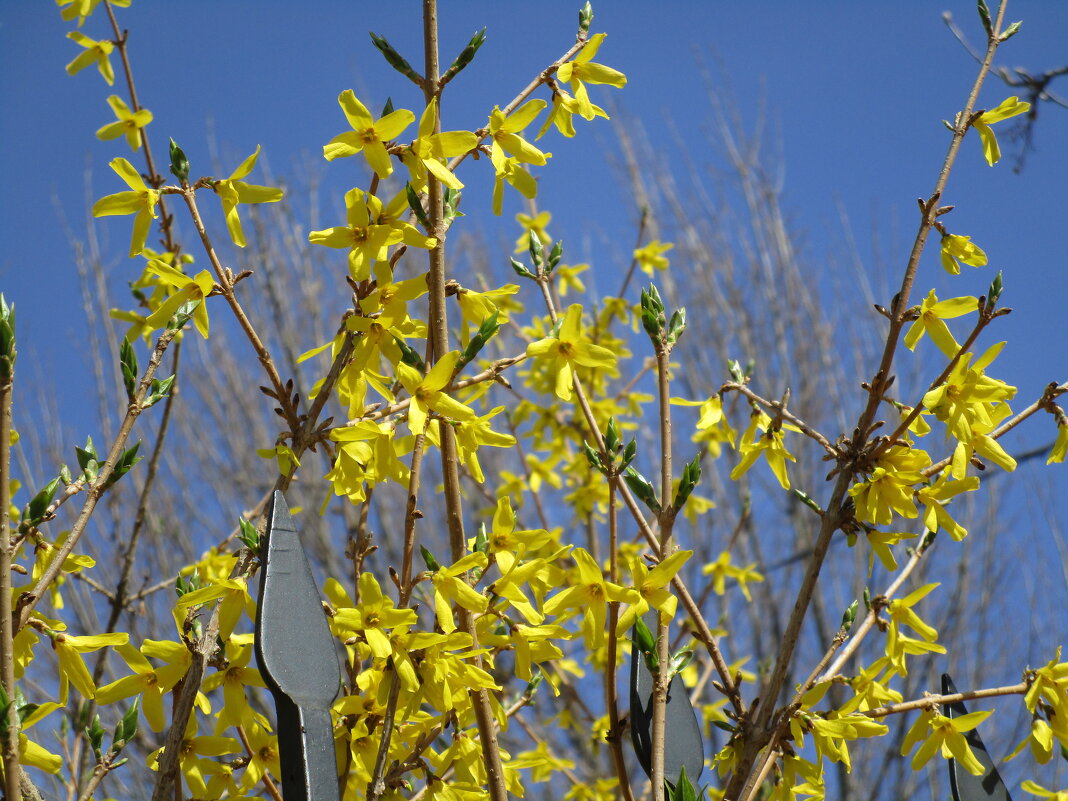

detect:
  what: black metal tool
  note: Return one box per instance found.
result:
[943,673,1013,801]
[254,491,342,801]
[629,612,705,788]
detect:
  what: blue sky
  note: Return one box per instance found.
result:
[1,3,1065,533]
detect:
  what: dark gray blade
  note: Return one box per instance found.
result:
[942,673,1012,801]
[629,612,704,787]
[254,491,341,801]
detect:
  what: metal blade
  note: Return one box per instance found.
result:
[943,673,1013,801]
[629,612,705,787]
[254,491,341,801]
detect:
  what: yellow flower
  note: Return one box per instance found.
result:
[633,240,673,275]
[52,631,129,702]
[402,97,477,190]
[309,188,432,280]
[213,145,284,247]
[429,552,489,634]
[58,0,131,27]
[96,95,153,151]
[915,469,979,540]
[940,234,987,275]
[488,100,550,169]
[973,96,1031,166]
[900,707,992,775]
[1021,781,1068,801]
[142,260,215,339]
[542,547,636,649]
[701,551,764,601]
[332,572,417,658]
[730,412,798,490]
[96,641,190,732]
[616,549,692,631]
[492,156,538,215]
[904,290,977,357]
[536,89,608,140]
[556,33,627,120]
[91,157,160,257]
[1048,420,1068,465]
[65,31,115,84]
[323,90,414,177]
[395,350,477,434]
[526,304,617,401]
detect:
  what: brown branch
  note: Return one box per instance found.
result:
[422,5,508,800]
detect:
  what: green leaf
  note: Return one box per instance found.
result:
[460,312,500,369]
[583,440,604,473]
[76,436,99,480]
[547,240,564,274]
[169,138,189,183]
[420,545,441,572]
[144,374,175,408]
[119,338,138,402]
[665,307,687,347]
[977,0,994,37]
[406,183,431,231]
[578,1,593,34]
[104,442,142,489]
[381,97,395,117]
[448,27,487,76]
[987,270,1003,306]
[85,713,105,757]
[0,294,15,381]
[238,517,260,555]
[112,696,140,752]
[369,32,422,84]
[394,336,425,371]
[528,230,545,269]
[632,617,657,661]
[841,600,859,631]
[669,648,694,677]
[25,476,61,526]
[509,257,536,281]
[523,669,544,699]
[605,417,620,454]
[792,489,824,515]
[673,454,702,512]
[624,465,661,513]
[999,20,1022,41]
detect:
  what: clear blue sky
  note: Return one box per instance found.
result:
[1,4,1065,538]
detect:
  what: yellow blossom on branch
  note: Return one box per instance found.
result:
[65,31,115,84]
[900,707,992,775]
[91,157,160,257]
[701,550,764,601]
[1048,419,1068,464]
[904,290,977,357]
[58,0,131,27]
[142,260,215,339]
[323,90,414,177]
[730,411,798,490]
[972,95,1031,166]
[526,304,617,402]
[556,33,627,120]
[489,100,550,169]
[309,187,434,280]
[633,240,673,275]
[940,234,987,275]
[395,350,477,434]
[402,97,477,190]
[213,145,284,248]
[95,95,153,151]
